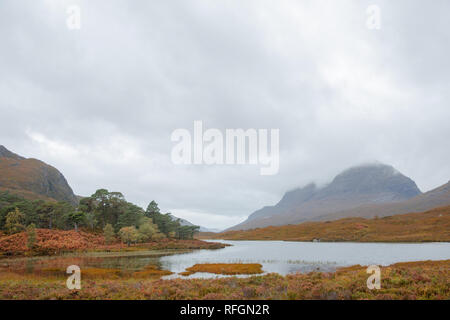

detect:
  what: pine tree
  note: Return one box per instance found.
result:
[5,208,25,234]
[145,201,160,218]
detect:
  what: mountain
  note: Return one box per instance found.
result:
[228,164,425,231]
[169,214,220,233]
[316,180,450,221]
[0,145,78,205]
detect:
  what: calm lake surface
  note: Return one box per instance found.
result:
[2,240,449,278]
[161,240,450,278]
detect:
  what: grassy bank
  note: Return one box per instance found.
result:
[198,206,450,242]
[0,260,447,300]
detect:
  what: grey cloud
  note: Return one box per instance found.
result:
[1,0,449,228]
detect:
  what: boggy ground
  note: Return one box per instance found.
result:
[0,260,448,300]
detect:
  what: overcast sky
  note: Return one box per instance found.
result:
[1,0,449,229]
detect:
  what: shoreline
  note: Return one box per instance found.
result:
[203,238,450,244]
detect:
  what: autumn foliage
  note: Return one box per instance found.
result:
[0,229,105,255]
[0,228,226,256]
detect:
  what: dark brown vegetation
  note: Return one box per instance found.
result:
[198,206,450,242]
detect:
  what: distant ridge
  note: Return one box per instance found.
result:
[227,163,436,231]
[169,214,221,233]
[0,145,78,205]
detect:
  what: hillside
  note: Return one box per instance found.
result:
[315,180,450,221]
[0,146,78,204]
[199,206,450,242]
[227,164,450,231]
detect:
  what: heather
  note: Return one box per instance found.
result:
[0,260,447,300]
[0,228,226,256]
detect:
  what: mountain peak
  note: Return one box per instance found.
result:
[327,163,421,200]
[331,163,399,189]
[335,163,398,178]
[0,145,25,160]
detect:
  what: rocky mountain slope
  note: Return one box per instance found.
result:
[228,164,429,231]
[0,145,78,205]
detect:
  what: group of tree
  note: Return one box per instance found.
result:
[0,192,80,232]
[0,190,200,243]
